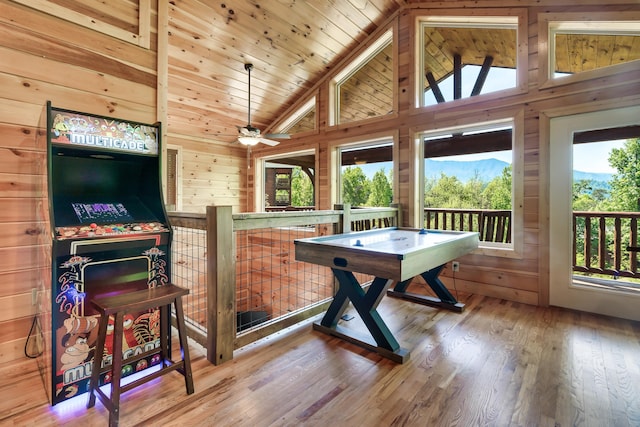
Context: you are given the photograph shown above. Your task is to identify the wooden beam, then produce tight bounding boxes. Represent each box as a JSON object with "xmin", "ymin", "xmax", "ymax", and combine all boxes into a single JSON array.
[
  {"xmin": 573, "ymin": 125, "xmax": 640, "ymax": 144},
  {"xmin": 471, "ymin": 56, "xmax": 494, "ymax": 96},
  {"xmin": 341, "ymin": 144, "xmax": 393, "ymax": 165},
  {"xmin": 425, "ymin": 72, "xmax": 446, "ymax": 104},
  {"xmin": 453, "ymin": 54, "xmax": 462, "ymax": 100},
  {"xmin": 424, "ymin": 129, "xmax": 512, "ymax": 158}
]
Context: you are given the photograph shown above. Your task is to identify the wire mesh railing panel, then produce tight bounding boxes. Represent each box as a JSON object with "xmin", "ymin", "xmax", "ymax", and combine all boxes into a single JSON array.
[
  {"xmin": 235, "ymin": 224, "xmax": 336, "ymax": 333},
  {"xmin": 171, "ymin": 226, "xmax": 207, "ymax": 333}
]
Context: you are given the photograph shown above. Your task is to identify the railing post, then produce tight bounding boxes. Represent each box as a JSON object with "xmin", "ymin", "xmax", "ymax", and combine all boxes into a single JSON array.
[
  {"xmin": 390, "ymin": 203, "xmax": 401, "ymax": 228},
  {"xmin": 206, "ymin": 205, "xmax": 235, "ymax": 365},
  {"xmin": 334, "ymin": 203, "xmax": 351, "ymax": 233}
]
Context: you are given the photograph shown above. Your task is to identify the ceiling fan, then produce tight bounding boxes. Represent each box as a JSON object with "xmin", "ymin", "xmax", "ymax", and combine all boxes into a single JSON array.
[{"xmin": 236, "ymin": 63, "xmax": 290, "ymax": 147}]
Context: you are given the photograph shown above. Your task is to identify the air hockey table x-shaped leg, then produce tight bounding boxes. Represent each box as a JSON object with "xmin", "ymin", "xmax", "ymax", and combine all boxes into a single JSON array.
[
  {"xmin": 313, "ymin": 268, "xmax": 410, "ymax": 363},
  {"xmin": 313, "ymin": 264, "xmax": 464, "ymax": 363}
]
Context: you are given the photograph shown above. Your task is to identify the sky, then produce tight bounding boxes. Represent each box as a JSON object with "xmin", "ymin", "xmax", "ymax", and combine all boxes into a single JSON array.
[
  {"xmin": 436, "ymin": 139, "xmax": 627, "ymax": 174},
  {"xmin": 573, "ymin": 140, "xmax": 626, "ymax": 173}
]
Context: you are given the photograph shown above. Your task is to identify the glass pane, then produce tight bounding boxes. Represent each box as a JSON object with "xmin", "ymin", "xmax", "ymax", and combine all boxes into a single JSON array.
[
  {"xmin": 340, "ymin": 143, "xmax": 393, "ymax": 207},
  {"xmin": 423, "ymin": 126, "xmax": 513, "ymax": 244},
  {"xmin": 554, "ymin": 32, "xmax": 640, "ymax": 77},
  {"xmin": 338, "ymin": 42, "xmax": 393, "ymax": 124},
  {"xmin": 421, "ymin": 24, "xmax": 517, "ymax": 106},
  {"xmin": 572, "ymin": 135, "xmax": 640, "ymax": 294}
]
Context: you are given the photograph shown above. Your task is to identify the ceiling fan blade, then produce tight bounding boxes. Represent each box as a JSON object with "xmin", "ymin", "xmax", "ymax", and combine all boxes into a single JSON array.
[
  {"xmin": 264, "ymin": 133, "xmax": 291, "ymax": 139},
  {"xmin": 258, "ymin": 137, "xmax": 280, "ymax": 146}
]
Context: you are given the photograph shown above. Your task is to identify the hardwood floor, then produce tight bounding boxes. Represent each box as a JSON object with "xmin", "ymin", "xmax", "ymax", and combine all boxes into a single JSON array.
[{"xmin": 2, "ymin": 293, "xmax": 639, "ymax": 426}]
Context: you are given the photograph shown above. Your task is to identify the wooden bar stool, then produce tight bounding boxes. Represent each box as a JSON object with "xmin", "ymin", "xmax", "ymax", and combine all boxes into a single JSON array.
[{"xmin": 87, "ymin": 284, "xmax": 195, "ymax": 426}]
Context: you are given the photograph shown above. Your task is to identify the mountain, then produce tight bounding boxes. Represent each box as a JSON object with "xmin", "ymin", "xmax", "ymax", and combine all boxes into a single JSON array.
[
  {"xmin": 425, "ymin": 158, "xmax": 509, "ymax": 182},
  {"xmin": 354, "ymin": 158, "xmax": 614, "ymax": 185},
  {"xmin": 574, "ymin": 170, "xmax": 613, "ymax": 182}
]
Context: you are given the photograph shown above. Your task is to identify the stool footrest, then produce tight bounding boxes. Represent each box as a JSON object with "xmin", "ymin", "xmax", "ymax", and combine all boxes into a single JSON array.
[{"xmin": 120, "ymin": 360, "xmax": 186, "ymax": 394}]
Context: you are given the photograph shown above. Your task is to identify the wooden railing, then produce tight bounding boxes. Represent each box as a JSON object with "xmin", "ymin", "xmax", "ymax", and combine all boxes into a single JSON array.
[
  {"xmin": 573, "ymin": 211, "xmax": 640, "ymax": 278},
  {"xmin": 423, "ymin": 208, "xmax": 511, "ymax": 243},
  {"xmin": 168, "ymin": 204, "xmax": 399, "ymax": 365}
]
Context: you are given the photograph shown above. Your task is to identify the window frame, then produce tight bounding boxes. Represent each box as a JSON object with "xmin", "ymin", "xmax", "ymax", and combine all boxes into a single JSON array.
[
  {"xmin": 272, "ymin": 96, "xmax": 317, "ymax": 136},
  {"xmin": 255, "ymin": 148, "xmax": 317, "ymax": 212},
  {"xmin": 330, "ymin": 132, "xmax": 399, "ymax": 209},
  {"xmin": 165, "ymin": 144, "xmax": 182, "ymax": 211},
  {"xmin": 417, "ymin": 112, "xmax": 525, "ymax": 259},
  {"xmin": 329, "ymin": 27, "xmax": 396, "ymax": 127},
  {"xmin": 539, "ymin": 12, "xmax": 640, "ymax": 90},
  {"xmin": 414, "ymin": 9, "xmax": 528, "ymax": 110}
]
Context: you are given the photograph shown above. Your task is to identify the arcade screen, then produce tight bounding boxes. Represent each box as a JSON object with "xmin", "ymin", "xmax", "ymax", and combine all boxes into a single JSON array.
[
  {"xmin": 51, "ymin": 148, "xmax": 162, "ymax": 226},
  {"xmin": 72, "ymin": 202, "xmax": 134, "ymax": 224}
]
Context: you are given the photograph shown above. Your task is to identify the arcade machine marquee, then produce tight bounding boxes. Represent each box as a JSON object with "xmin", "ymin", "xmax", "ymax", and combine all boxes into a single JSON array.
[{"xmin": 42, "ymin": 102, "xmax": 172, "ymax": 405}]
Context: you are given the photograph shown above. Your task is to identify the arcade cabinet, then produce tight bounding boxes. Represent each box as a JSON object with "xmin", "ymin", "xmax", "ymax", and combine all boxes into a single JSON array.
[{"xmin": 41, "ymin": 102, "xmax": 172, "ymax": 405}]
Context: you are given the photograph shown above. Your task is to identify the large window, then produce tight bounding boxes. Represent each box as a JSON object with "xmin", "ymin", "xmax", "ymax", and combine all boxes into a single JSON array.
[
  {"xmin": 332, "ymin": 30, "xmax": 394, "ymax": 126},
  {"xmin": 420, "ymin": 118, "xmax": 523, "ymax": 255},
  {"xmin": 418, "ymin": 15, "xmax": 521, "ymax": 107}
]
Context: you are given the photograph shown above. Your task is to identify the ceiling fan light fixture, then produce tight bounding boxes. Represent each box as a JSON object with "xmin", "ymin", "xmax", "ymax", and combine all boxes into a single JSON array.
[{"xmin": 238, "ymin": 136, "xmax": 260, "ymax": 146}]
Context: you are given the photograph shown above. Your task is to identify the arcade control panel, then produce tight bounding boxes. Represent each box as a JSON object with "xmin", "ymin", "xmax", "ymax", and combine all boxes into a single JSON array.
[{"xmin": 55, "ymin": 221, "xmax": 169, "ymax": 240}]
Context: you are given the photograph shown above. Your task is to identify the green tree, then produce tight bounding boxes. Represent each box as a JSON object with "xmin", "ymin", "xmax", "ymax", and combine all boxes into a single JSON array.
[
  {"xmin": 290, "ymin": 167, "xmax": 314, "ymax": 206},
  {"xmin": 608, "ymin": 138, "xmax": 640, "ymax": 211},
  {"xmin": 571, "ymin": 179, "xmax": 611, "ymax": 211},
  {"xmin": 366, "ymin": 168, "xmax": 392, "ymax": 207},
  {"xmin": 425, "ymin": 174, "xmax": 470, "ymax": 208},
  {"xmin": 482, "ymin": 166, "xmax": 512, "ymax": 209},
  {"xmin": 342, "ymin": 166, "xmax": 370, "ymax": 207}
]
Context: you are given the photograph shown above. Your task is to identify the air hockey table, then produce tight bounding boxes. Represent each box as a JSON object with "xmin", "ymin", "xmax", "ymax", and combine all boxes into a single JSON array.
[{"xmin": 294, "ymin": 227, "xmax": 479, "ymax": 363}]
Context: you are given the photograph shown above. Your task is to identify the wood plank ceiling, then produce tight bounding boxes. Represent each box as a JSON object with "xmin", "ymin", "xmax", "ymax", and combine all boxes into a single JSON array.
[{"xmin": 166, "ymin": 0, "xmax": 406, "ymax": 143}]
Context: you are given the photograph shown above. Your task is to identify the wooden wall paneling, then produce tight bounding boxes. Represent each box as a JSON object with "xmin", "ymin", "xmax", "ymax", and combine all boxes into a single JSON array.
[
  {"xmin": 0, "ymin": 173, "xmax": 40, "ymax": 198},
  {"xmin": 10, "ymin": 0, "xmax": 153, "ymax": 49},
  {"xmin": 0, "ymin": 222, "xmax": 44, "ymax": 248},
  {"xmin": 0, "ymin": 4, "xmax": 156, "ymax": 79},
  {"xmin": 0, "ymin": 73, "xmax": 155, "ymax": 124},
  {"xmin": 0, "ymin": 269, "xmax": 47, "ymax": 299},
  {"xmin": 0, "ymin": 317, "xmax": 34, "ymax": 346},
  {"xmin": 0, "ymin": 145, "xmax": 43, "ymax": 173},
  {"xmin": 0, "ymin": 293, "xmax": 35, "ymax": 323},
  {"xmin": 0, "ymin": 198, "xmax": 44, "ymax": 223},
  {"xmin": 450, "ymin": 278, "xmax": 539, "ymax": 306},
  {"xmin": 169, "ymin": 138, "xmax": 245, "ymax": 213},
  {"xmin": 0, "ymin": 123, "xmax": 42, "ymax": 150},
  {"xmin": 0, "ymin": 47, "xmax": 155, "ymax": 106}
]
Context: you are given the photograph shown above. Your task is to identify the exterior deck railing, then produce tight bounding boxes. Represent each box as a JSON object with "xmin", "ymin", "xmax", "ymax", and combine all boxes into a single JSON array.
[
  {"xmin": 423, "ymin": 208, "xmax": 511, "ymax": 243},
  {"xmin": 573, "ymin": 211, "xmax": 640, "ymax": 278}
]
